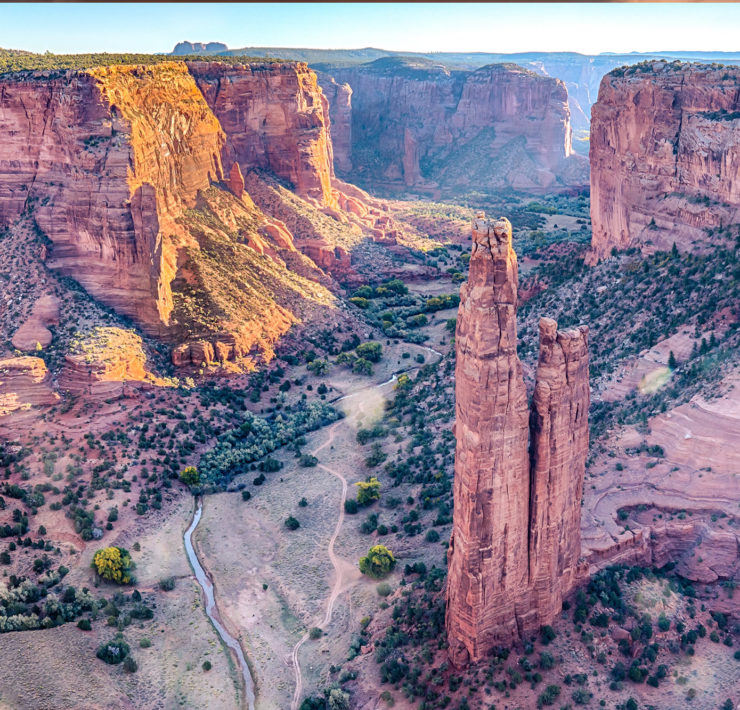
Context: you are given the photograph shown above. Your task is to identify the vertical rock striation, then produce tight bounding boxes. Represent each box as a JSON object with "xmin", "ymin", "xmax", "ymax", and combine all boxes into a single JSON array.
[
  {"xmin": 446, "ymin": 217, "xmax": 589, "ymax": 666},
  {"xmin": 446, "ymin": 216, "xmax": 531, "ymax": 665},
  {"xmin": 590, "ymin": 62, "xmax": 740, "ymax": 257},
  {"xmin": 528, "ymin": 318, "xmax": 590, "ymax": 626}
]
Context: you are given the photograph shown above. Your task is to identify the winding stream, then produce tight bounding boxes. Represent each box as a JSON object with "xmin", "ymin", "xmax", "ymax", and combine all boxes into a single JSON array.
[{"xmin": 184, "ymin": 500, "xmax": 256, "ymax": 710}]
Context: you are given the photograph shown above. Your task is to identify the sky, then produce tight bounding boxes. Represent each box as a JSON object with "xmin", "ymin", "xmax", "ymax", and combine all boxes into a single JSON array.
[{"xmin": 2, "ymin": 3, "xmax": 740, "ymax": 56}]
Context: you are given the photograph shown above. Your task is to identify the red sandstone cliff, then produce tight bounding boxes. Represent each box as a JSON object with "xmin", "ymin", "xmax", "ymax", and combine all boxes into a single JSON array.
[
  {"xmin": 0, "ymin": 62, "xmax": 225, "ymax": 331},
  {"xmin": 446, "ymin": 217, "xmax": 590, "ymax": 666},
  {"xmin": 187, "ymin": 61, "xmax": 336, "ymax": 207},
  {"xmin": 316, "ymin": 74, "xmax": 353, "ymax": 174},
  {"xmin": 327, "ymin": 59, "xmax": 587, "ymax": 192},
  {"xmin": 590, "ymin": 61, "xmax": 740, "ymax": 257}
]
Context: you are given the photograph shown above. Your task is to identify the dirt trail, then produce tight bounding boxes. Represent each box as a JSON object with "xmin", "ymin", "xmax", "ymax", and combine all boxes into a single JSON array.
[
  {"xmin": 289, "ymin": 418, "xmax": 350, "ymax": 710},
  {"xmin": 289, "ymin": 345, "xmax": 443, "ymax": 710}
]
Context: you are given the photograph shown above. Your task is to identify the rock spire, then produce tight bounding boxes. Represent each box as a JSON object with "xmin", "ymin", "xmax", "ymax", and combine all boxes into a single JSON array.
[{"xmin": 446, "ymin": 216, "xmax": 589, "ymax": 666}]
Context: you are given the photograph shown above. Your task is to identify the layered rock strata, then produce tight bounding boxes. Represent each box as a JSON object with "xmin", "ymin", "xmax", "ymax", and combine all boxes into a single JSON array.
[
  {"xmin": 0, "ymin": 357, "xmax": 59, "ymax": 416},
  {"xmin": 323, "ymin": 59, "xmax": 588, "ymax": 192},
  {"xmin": 446, "ymin": 217, "xmax": 589, "ymax": 666},
  {"xmin": 590, "ymin": 62, "xmax": 740, "ymax": 257},
  {"xmin": 528, "ymin": 318, "xmax": 590, "ymax": 626}
]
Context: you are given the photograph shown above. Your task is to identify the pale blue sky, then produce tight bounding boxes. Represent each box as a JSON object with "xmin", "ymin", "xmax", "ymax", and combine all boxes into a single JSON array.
[{"xmin": 2, "ymin": 3, "xmax": 739, "ymax": 56}]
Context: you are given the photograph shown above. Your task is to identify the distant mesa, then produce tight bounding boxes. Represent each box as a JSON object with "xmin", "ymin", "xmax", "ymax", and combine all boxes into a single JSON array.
[{"xmin": 172, "ymin": 41, "xmax": 229, "ymax": 55}]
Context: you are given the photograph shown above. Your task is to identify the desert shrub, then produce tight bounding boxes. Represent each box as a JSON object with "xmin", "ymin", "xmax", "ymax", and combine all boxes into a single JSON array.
[
  {"xmin": 376, "ymin": 582, "xmax": 392, "ymax": 597},
  {"xmin": 300, "ymin": 454, "xmax": 318, "ymax": 467},
  {"xmin": 352, "ymin": 358, "xmax": 373, "ymax": 376},
  {"xmin": 179, "ymin": 466, "xmax": 200, "ymax": 487},
  {"xmin": 328, "ymin": 689, "xmax": 350, "ymax": 710},
  {"xmin": 537, "ymin": 684, "xmax": 561, "ymax": 707},
  {"xmin": 285, "ymin": 516, "xmax": 300, "ymax": 531},
  {"xmin": 355, "ymin": 477, "xmax": 381, "ymax": 506},
  {"xmin": 309, "ymin": 626, "xmax": 323, "ymax": 639},
  {"xmin": 241, "ymin": 490, "xmax": 251, "ymax": 501},
  {"xmin": 356, "ymin": 342, "xmax": 383, "ymax": 363},
  {"xmin": 359, "ymin": 545, "xmax": 396, "ymax": 579},
  {"xmin": 91, "ymin": 547, "xmax": 133, "ymax": 584},
  {"xmin": 202, "ymin": 660, "xmax": 212, "ymax": 671},
  {"xmin": 123, "ymin": 655, "xmax": 138, "ymax": 673},
  {"xmin": 541, "ymin": 625, "xmax": 557, "ymax": 644},
  {"xmin": 344, "ymin": 499, "xmax": 358, "ymax": 514},
  {"xmin": 77, "ymin": 618, "xmax": 92, "ymax": 631},
  {"xmin": 159, "ymin": 576, "xmax": 175, "ymax": 591},
  {"xmin": 425, "ymin": 529, "xmax": 440, "ymax": 543},
  {"xmin": 140, "ymin": 638, "xmax": 152, "ymax": 648},
  {"xmin": 96, "ymin": 635, "xmax": 130, "ymax": 664}
]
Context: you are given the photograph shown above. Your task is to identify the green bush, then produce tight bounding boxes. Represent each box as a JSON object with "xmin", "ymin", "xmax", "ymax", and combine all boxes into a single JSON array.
[
  {"xmin": 285, "ymin": 516, "xmax": 300, "ymax": 531},
  {"xmin": 356, "ymin": 342, "xmax": 382, "ymax": 363},
  {"xmin": 376, "ymin": 582, "xmax": 392, "ymax": 597},
  {"xmin": 179, "ymin": 466, "xmax": 200, "ymax": 487},
  {"xmin": 202, "ymin": 660, "xmax": 212, "ymax": 671},
  {"xmin": 355, "ymin": 477, "xmax": 381, "ymax": 506},
  {"xmin": 309, "ymin": 626, "xmax": 323, "ymax": 640},
  {"xmin": 96, "ymin": 636, "xmax": 130, "ymax": 665},
  {"xmin": 344, "ymin": 499, "xmax": 358, "ymax": 514},
  {"xmin": 359, "ymin": 545, "xmax": 396, "ymax": 579},
  {"xmin": 77, "ymin": 618, "xmax": 92, "ymax": 631},
  {"xmin": 159, "ymin": 576, "xmax": 175, "ymax": 591}
]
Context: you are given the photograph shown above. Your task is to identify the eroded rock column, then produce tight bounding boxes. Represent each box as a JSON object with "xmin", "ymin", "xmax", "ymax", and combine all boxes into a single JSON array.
[
  {"xmin": 446, "ymin": 218, "xmax": 590, "ymax": 666},
  {"xmin": 528, "ymin": 318, "xmax": 590, "ymax": 628},
  {"xmin": 445, "ymin": 216, "xmax": 531, "ymax": 666}
]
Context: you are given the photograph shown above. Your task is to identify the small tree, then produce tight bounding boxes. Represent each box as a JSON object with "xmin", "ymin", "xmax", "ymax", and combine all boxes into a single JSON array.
[
  {"xmin": 356, "ymin": 341, "xmax": 382, "ymax": 363},
  {"xmin": 359, "ymin": 544, "xmax": 396, "ymax": 579},
  {"xmin": 92, "ymin": 546, "xmax": 133, "ymax": 584},
  {"xmin": 285, "ymin": 516, "xmax": 300, "ymax": 531},
  {"xmin": 668, "ymin": 350, "xmax": 677, "ymax": 369},
  {"xmin": 179, "ymin": 466, "xmax": 200, "ymax": 487},
  {"xmin": 355, "ymin": 477, "xmax": 381, "ymax": 506}
]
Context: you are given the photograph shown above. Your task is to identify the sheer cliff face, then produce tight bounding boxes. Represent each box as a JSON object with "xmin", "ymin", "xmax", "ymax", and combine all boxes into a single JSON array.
[
  {"xmin": 0, "ymin": 61, "xmax": 347, "ymax": 362},
  {"xmin": 590, "ymin": 62, "xmax": 740, "ymax": 257},
  {"xmin": 316, "ymin": 74, "xmax": 353, "ymax": 173},
  {"xmin": 446, "ymin": 217, "xmax": 589, "ymax": 666},
  {"xmin": 187, "ymin": 61, "xmax": 335, "ymax": 206},
  {"xmin": 528, "ymin": 318, "xmax": 590, "ymax": 626},
  {"xmin": 326, "ymin": 60, "xmax": 587, "ymax": 192},
  {"xmin": 0, "ymin": 63, "xmax": 225, "ymax": 332}
]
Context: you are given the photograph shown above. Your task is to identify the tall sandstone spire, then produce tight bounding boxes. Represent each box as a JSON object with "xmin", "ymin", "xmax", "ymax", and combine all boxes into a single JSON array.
[{"xmin": 446, "ymin": 216, "xmax": 589, "ymax": 667}]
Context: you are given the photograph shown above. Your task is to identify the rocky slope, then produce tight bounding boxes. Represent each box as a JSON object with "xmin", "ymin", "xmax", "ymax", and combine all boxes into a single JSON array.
[
  {"xmin": 317, "ymin": 57, "xmax": 588, "ymax": 193},
  {"xmin": 590, "ymin": 61, "xmax": 740, "ymax": 257},
  {"xmin": 446, "ymin": 216, "xmax": 590, "ymax": 666},
  {"xmin": 0, "ymin": 356, "xmax": 59, "ymax": 416},
  {"xmin": 0, "ymin": 59, "xmax": 406, "ymax": 368}
]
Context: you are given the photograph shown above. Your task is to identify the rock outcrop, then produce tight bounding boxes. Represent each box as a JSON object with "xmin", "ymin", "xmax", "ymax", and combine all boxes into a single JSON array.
[
  {"xmin": 323, "ymin": 58, "xmax": 588, "ymax": 192},
  {"xmin": 188, "ymin": 61, "xmax": 336, "ymax": 207},
  {"xmin": 446, "ymin": 216, "xmax": 589, "ymax": 666},
  {"xmin": 0, "ymin": 357, "xmax": 59, "ymax": 416},
  {"xmin": 590, "ymin": 61, "xmax": 740, "ymax": 257},
  {"xmin": 11, "ymin": 295, "xmax": 60, "ymax": 351},
  {"xmin": 57, "ymin": 327, "xmax": 149, "ymax": 398}
]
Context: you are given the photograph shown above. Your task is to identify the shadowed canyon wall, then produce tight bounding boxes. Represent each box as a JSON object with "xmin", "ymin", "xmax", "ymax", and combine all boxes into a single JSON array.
[
  {"xmin": 446, "ymin": 216, "xmax": 589, "ymax": 666},
  {"xmin": 319, "ymin": 58, "xmax": 588, "ymax": 193},
  {"xmin": 590, "ymin": 62, "xmax": 740, "ymax": 257}
]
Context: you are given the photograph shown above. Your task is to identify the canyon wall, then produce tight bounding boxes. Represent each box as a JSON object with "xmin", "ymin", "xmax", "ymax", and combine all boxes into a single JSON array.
[
  {"xmin": 188, "ymin": 60, "xmax": 336, "ymax": 206},
  {"xmin": 446, "ymin": 216, "xmax": 589, "ymax": 666},
  {"xmin": 0, "ymin": 62, "xmax": 225, "ymax": 332},
  {"xmin": 322, "ymin": 58, "xmax": 588, "ymax": 193},
  {"xmin": 0, "ymin": 59, "xmax": 369, "ymax": 364},
  {"xmin": 590, "ymin": 61, "xmax": 740, "ymax": 257}
]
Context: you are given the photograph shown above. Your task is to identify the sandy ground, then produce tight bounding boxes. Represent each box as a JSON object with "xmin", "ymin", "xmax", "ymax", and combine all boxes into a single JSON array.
[{"xmin": 0, "ymin": 495, "xmax": 242, "ymax": 710}]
